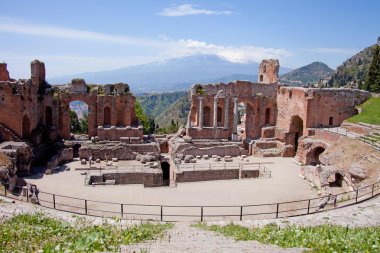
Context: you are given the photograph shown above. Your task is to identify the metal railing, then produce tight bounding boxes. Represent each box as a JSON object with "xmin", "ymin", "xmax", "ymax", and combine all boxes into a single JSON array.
[{"xmin": 1, "ymin": 180, "xmax": 379, "ymax": 222}]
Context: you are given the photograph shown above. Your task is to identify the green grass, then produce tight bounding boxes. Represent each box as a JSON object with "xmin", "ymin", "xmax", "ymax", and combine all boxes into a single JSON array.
[
  {"xmin": 193, "ymin": 222, "xmax": 380, "ymax": 252},
  {"xmin": 0, "ymin": 213, "xmax": 173, "ymax": 253},
  {"xmin": 347, "ymin": 97, "xmax": 380, "ymax": 125}
]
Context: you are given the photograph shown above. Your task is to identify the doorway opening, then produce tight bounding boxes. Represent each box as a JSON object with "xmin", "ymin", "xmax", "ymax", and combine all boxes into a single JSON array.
[
  {"xmin": 329, "ymin": 173, "xmax": 343, "ymax": 187},
  {"xmin": 73, "ymin": 144, "xmax": 81, "ymax": 158},
  {"xmin": 161, "ymin": 161, "xmax": 170, "ymax": 186}
]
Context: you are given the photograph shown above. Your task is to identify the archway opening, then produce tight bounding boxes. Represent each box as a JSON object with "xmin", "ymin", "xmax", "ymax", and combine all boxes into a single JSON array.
[
  {"xmin": 104, "ymin": 106, "xmax": 111, "ymax": 127},
  {"xmin": 259, "ymin": 75, "xmax": 263, "ymax": 82},
  {"xmin": 265, "ymin": 108, "xmax": 271, "ymax": 125},
  {"xmin": 307, "ymin": 146, "xmax": 326, "ymax": 165},
  {"xmin": 161, "ymin": 161, "xmax": 170, "ymax": 186},
  {"xmin": 69, "ymin": 101, "xmax": 89, "ymax": 136},
  {"xmin": 22, "ymin": 115, "xmax": 30, "ymax": 139},
  {"xmin": 217, "ymin": 106, "xmax": 223, "ymax": 126},
  {"xmin": 203, "ymin": 106, "xmax": 211, "ymax": 127},
  {"xmin": 289, "ymin": 115, "xmax": 303, "ymax": 153},
  {"xmin": 73, "ymin": 144, "xmax": 81, "ymax": 158},
  {"xmin": 329, "ymin": 173, "xmax": 343, "ymax": 187},
  {"xmin": 45, "ymin": 106, "xmax": 53, "ymax": 127}
]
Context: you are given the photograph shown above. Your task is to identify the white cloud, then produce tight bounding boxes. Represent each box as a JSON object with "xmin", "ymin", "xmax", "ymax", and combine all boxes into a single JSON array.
[
  {"xmin": 0, "ymin": 16, "xmax": 292, "ymax": 77},
  {"xmin": 158, "ymin": 4, "xmax": 232, "ymax": 17},
  {"xmin": 300, "ymin": 48, "xmax": 358, "ymax": 55}
]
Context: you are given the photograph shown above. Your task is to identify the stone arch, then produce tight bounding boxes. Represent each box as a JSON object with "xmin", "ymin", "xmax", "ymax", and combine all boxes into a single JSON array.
[
  {"xmin": 289, "ymin": 115, "xmax": 303, "ymax": 152},
  {"xmin": 306, "ymin": 146, "xmax": 326, "ymax": 165},
  {"xmin": 329, "ymin": 172, "xmax": 344, "ymax": 187},
  {"xmin": 22, "ymin": 114, "xmax": 30, "ymax": 138},
  {"xmin": 203, "ymin": 106, "xmax": 211, "ymax": 127},
  {"xmin": 259, "ymin": 75, "xmax": 263, "ymax": 82},
  {"xmin": 104, "ymin": 106, "xmax": 111, "ymax": 126},
  {"xmin": 45, "ymin": 106, "xmax": 53, "ymax": 127},
  {"xmin": 265, "ymin": 108, "xmax": 271, "ymax": 125}
]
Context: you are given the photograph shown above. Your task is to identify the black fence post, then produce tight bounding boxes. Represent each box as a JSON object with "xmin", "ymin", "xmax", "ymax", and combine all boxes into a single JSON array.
[
  {"xmin": 372, "ymin": 184, "xmax": 375, "ymax": 197},
  {"xmin": 4, "ymin": 184, "xmax": 7, "ymax": 196},
  {"xmin": 85, "ymin": 200, "xmax": 88, "ymax": 215},
  {"xmin": 276, "ymin": 203, "xmax": 279, "ymax": 218},
  {"xmin": 121, "ymin": 204, "xmax": 124, "ymax": 218},
  {"xmin": 160, "ymin": 206, "xmax": 163, "ymax": 221},
  {"xmin": 307, "ymin": 199, "xmax": 311, "ymax": 214},
  {"xmin": 53, "ymin": 194, "xmax": 56, "ymax": 209},
  {"xmin": 356, "ymin": 190, "xmax": 359, "ymax": 203},
  {"xmin": 26, "ymin": 189, "xmax": 29, "ymax": 202},
  {"xmin": 240, "ymin": 206, "xmax": 243, "ymax": 221},
  {"xmin": 201, "ymin": 207, "xmax": 203, "ymax": 222}
]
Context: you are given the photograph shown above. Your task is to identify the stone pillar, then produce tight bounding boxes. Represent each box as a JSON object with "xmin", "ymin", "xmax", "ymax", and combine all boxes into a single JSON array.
[
  {"xmin": 198, "ymin": 97, "xmax": 204, "ymax": 129},
  {"xmin": 213, "ymin": 97, "xmax": 218, "ymax": 129},
  {"xmin": 232, "ymin": 97, "xmax": 238, "ymax": 141},
  {"xmin": 224, "ymin": 97, "xmax": 229, "ymax": 129},
  {"xmin": 186, "ymin": 111, "xmax": 192, "ymax": 129}
]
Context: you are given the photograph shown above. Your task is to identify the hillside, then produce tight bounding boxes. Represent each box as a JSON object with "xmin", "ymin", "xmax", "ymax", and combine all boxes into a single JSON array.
[
  {"xmin": 280, "ymin": 62, "xmax": 333, "ymax": 86},
  {"xmin": 155, "ymin": 95, "xmax": 191, "ymax": 128},
  {"xmin": 49, "ymin": 55, "xmax": 291, "ymax": 93},
  {"xmin": 137, "ymin": 91, "xmax": 188, "ymax": 118},
  {"xmin": 328, "ymin": 39, "xmax": 379, "ymax": 88},
  {"xmin": 347, "ymin": 97, "xmax": 380, "ymax": 125}
]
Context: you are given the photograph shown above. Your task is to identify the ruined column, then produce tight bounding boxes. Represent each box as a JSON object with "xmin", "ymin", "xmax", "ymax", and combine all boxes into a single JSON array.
[
  {"xmin": 232, "ymin": 97, "xmax": 238, "ymax": 141},
  {"xmin": 186, "ymin": 111, "xmax": 192, "ymax": 129},
  {"xmin": 213, "ymin": 97, "xmax": 218, "ymax": 129},
  {"xmin": 198, "ymin": 97, "xmax": 204, "ymax": 129},
  {"xmin": 224, "ymin": 97, "xmax": 229, "ymax": 129}
]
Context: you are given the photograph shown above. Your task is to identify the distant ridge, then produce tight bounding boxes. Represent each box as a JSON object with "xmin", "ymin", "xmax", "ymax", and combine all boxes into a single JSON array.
[
  {"xmin": 328, "ymin": 40, "xmax": 379, "ymax": 88},
  {"xmin": 48, "ymin": 54, "xmax": 291, "ymax": 93},
  {"xmin": 280, "ymin": 61, "xmax": 333, "ymax": 86}
]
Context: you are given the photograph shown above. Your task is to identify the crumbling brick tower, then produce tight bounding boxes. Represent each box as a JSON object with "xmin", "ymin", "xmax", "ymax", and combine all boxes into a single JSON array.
[
  {"xmin": 258, "ymin": 59, "xmax": 280, "ymax": 84},
  {"xmin": 0, "ymin": 63, "xmax": 10, "ymax": 81}
]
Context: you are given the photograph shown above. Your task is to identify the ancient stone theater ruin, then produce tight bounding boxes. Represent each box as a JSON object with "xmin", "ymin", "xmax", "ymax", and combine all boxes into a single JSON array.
[{"xmin": 0, "ymin": 59, "xmax": 377, "ymax": 200}]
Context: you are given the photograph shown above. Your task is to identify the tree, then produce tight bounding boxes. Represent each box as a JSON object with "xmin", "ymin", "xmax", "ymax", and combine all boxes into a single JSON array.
[
  {"xmin": 70, "ymin": 110, "xmax": 81, "ymax": 133},
  {"xmin": 364, "ymin": 45, "xmax": 380, "ymax": 92},
  {"xmin": 135, "ymin": 100, "xmax": 150, "ymax": 134},
  {"xmin": 80, "ymin": 112, "xmax": 88, "ymax": 134}
]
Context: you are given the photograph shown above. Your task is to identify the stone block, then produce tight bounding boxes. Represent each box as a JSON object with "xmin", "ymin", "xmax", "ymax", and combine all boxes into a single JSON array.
[
  {"xmin": 81, "ymin": 159, "xmax": 87, "ymax": 165},
  {"xmin": 112, "ymin": 158, "xmax": 118, "ymax": 162}
]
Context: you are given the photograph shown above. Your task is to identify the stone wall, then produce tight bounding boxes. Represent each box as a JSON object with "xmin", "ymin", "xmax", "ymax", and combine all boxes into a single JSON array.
[
  {"xmin": 176, "ymin": 169, "xmax": 239, "ymax": 183},
  {"xmin": 0, "ymin": 142, "xmax": 33, "ymax": 175},
  {"xmin": 91, "ymin": 171, "xmax": 163, "ymax": 187},
  {"xmin": 97, "ymin": 126, "xmax": 143, "ymax": 141},
  {"xmin": 258, "ymin": 59, "xmax": 280, "ymax": 84},
  {"xmin": 46, "ymin": 148, "xmax": 73, "ymax": 173},
  {"xmin": 0, "ymin": 60, "xmax": 141, "ymax": 144}
]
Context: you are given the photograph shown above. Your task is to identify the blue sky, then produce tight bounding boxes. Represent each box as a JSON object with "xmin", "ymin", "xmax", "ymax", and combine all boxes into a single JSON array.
[{"xmin": 1, "ymin": 0, "xmax": 379, "ymax": 78}]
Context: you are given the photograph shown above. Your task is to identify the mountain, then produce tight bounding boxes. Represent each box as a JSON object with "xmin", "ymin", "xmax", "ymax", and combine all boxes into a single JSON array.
[
  {"xmin": 155, "ymin": 95, "xmax": 191, "ymax": 128},
  {"xmin": 48, "ymin": 55, "xmax": 291, "ymax": 93},
  {"xmin": 280, "ymin": 62, "xmax": 333, "ymax": 86},
  {"xmin": 328, "ymin": 39, "xmax": 379, "ymax": 88},
  {"xmin": 137, "ymin": 91, "xmax": 188, "ymax": 118}
]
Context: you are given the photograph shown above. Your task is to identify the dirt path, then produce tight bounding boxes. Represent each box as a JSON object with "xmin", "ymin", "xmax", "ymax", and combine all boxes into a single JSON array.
[{"xmin": 120, "ymin": 222, "xmax": 304, "ymax": 253}]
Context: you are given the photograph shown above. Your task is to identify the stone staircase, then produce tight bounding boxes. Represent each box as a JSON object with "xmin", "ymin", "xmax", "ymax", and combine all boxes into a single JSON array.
[
  {"xmin": 358, "ymin": 132, "xmax": 380, "ymax": 151},
  {"xmin": 0, "ymin": 124, "xmax": 22, "ymax": 142}
]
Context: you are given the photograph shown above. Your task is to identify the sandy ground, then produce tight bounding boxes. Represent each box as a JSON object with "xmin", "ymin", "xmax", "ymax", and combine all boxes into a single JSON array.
[{"xmin": 22, "ymin": 157, "xmax": 322, "ymax": 221}]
